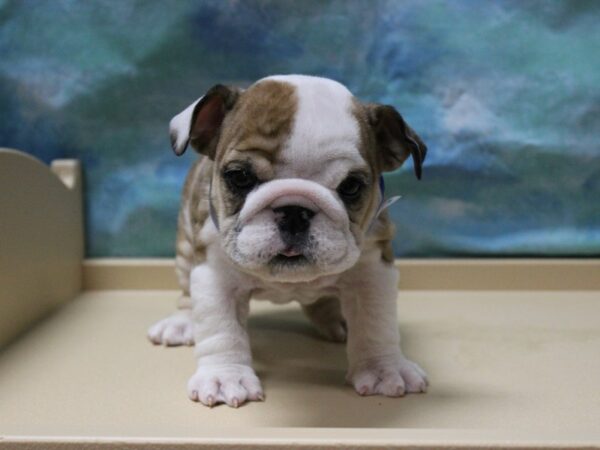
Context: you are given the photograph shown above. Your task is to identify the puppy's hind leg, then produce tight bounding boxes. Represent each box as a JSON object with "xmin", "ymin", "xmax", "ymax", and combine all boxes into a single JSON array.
[
  {"xmin": 148, "ymin": 157, "xmax": 206, "ymax": 347},
  {"xmin": 302, "ymin": 296, "xmax": 347, "ymax": 343},
  {"xmin": 147, "ymin": 295, "xmax": 194, "ymax": 346},
  {"xmin": 147, "ymin": 238, "xmax": 196, "ymax": 346},
  {"xmin": 147, "ymin": 230, "xmax": 196, "ymax": 347}
]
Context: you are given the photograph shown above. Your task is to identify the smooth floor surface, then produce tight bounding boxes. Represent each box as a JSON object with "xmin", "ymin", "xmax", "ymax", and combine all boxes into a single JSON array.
[{"xmin": 1, "ymin": 290, "xmax": 599, "ymax": 446}]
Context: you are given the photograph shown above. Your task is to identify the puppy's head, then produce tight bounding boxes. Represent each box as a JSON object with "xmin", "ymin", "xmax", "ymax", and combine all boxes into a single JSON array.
[{"xmin": 170, "ymin": 75, "xmax": 426, "ymax": 282}]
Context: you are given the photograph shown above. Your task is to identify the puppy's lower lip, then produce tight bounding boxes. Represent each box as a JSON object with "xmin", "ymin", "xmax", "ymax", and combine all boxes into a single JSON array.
[
  {"xmin": 280, "ymin": 247, "xmax": 302, "ymax": 257},
  {"xmin": 270, "ymin": 253, "xmax": 308, "ymax": 266}
]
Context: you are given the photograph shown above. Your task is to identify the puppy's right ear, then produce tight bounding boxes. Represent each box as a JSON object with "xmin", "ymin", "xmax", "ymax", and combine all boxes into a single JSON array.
[
  {"xmin": 366, "ymin": 104, "xmax": 427, "ymax": 179},
  {"xmin": 169, "ymin": 85, "xmax": 241, "ymax": 158}
]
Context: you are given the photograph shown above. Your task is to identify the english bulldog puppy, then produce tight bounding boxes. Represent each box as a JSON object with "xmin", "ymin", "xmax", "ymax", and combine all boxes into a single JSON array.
[{"xmin": 148, "ymin": 75, "xmax": 428, "ymax": 407}]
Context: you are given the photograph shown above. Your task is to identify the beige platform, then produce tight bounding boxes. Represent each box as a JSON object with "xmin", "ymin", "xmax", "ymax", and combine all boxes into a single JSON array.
[{"xmin": 1, "ymin": 149, "xmax": 599, "ymax": 449}]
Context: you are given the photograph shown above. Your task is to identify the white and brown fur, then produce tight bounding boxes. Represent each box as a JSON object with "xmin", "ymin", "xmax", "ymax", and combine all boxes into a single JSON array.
[{"xmin": 148, "ymin": 75, "xmax": 428, "ymax": 407}]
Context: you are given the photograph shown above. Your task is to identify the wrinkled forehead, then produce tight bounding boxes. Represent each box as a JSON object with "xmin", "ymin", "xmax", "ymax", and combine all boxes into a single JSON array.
[
  {"xmin": 220, "ymin": 75, "xmax": 369, "ymax": 184},
  {"xmin": 268, "ymin": 75, "xmax": 365, "ymax": 175}
]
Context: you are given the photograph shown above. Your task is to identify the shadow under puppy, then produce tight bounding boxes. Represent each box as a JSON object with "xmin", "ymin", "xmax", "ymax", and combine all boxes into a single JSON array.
[{"xmin": 148, "ymin": 75, "xmax": 428, "ymax": 407}]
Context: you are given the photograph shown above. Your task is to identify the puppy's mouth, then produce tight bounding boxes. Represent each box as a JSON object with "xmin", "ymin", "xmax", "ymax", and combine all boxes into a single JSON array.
[{"xmin": 270, "ymin": 246, "xmax": 310, "ymax": 267}]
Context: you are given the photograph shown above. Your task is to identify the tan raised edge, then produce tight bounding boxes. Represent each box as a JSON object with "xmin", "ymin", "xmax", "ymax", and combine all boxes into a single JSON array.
[
  {"xmin": 0, "ymin": 149, "xmax": 83, "ymax": 348},
  {"xmin": 397, "ymin": 258, "xmax": 600, "ymax": 290},
  {"xmin": 82, "ymin": 258, "xmax": 600, "ymax": 291},
  {"xmin": 83, "ymin": 258, "xmax": 180, "ymax": 290}
]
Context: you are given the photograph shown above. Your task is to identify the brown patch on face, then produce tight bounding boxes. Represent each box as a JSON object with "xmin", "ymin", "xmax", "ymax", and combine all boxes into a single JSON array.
[
  {"xmin": 351, "ymin": 100, "xmax": 396, "ymax": 263},
  {"xmin": 213, "ymin": 80, "xmax": 298, "ymax": 217},
  {"xmin": 348, "ymin": 100, "xmax": 384, "ymax": 230},
  {"xmin": 216, "ymin": 80, "xmax": 298, "ymax": 163},
  {"xmin": 352, "ymin": 100, "xmax": 383, "ymax": 172}
]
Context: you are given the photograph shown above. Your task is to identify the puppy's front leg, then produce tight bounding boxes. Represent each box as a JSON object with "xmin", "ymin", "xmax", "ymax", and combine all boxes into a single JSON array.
[
  {"xmin": 341, "ymin": 261, "xmax": 428, "ymax": 397},
  {"xmin": 187, "ymin": 264, "xmax": 262, "ymax": 407}
]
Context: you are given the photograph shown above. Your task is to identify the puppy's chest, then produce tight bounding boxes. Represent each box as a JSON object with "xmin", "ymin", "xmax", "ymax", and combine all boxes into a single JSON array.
[{"xmin": 251, "ymin": 278, "xmax": 340, "ymax": 305}]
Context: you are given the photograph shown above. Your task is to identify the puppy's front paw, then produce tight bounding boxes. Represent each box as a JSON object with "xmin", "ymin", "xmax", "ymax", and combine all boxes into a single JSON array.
[
  {"xmin": 349, "ymin": 356, "xmax": 428, "ymax": 397},
  {"xmin": 187, "ymin": 364, "xmax": 264, "ymax": 407},
  {"xmin": 147, "ymin": 310, "xmax": 194, "ymax": 346}
]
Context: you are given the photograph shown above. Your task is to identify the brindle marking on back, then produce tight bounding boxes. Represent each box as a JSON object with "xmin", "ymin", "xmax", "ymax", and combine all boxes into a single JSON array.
[{"xmin": 175, "ymin": 157, "xmax": 212, "ymax": 294}]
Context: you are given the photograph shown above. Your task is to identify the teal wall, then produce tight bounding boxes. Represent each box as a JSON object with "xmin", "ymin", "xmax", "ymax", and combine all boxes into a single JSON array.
[{"xmin": 1, "ymin": 0, "xmax": 599, "ymax": 256}]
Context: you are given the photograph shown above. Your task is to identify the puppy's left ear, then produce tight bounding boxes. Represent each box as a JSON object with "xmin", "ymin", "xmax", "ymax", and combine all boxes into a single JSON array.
[
  {"xmin": 367, "ymin": 104, "xmax": 427, "ymax": 179},
  {"xmin": 169, "ymin": 84, "xmax": 241, "ymax": 158}
]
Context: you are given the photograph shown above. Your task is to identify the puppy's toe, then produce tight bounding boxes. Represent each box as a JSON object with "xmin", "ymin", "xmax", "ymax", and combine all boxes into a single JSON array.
[
  {"xmin": 241, "ymin": 374, "xmax": 265, "ymax": 401},
  {"xmin": 349, "ymin": 356, "xmax": 428, "ymax": 397},
  {"xmin": 399, "ymin": 359, "xmax": 429, "ymax": 393},
  {"xmin": 187, "ymin": 364, "xmax": 264, "ymax": 408},
  {"xmin": 188, "ymin": 377, "xmax": 220, "ymax": 406},
  {"xmin": 352, "ymin": 369, "xmax": 381, "ymax": 396},
  {"xmin": 147, "ymin": 310, "xmax": 194, "ymax": 346},
  {"xmin": 377, "ymin": 370, "xmax": 407, "ymax": 397}
]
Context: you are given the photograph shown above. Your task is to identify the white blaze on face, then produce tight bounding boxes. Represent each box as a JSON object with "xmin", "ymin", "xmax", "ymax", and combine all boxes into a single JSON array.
[{"xmin": 265, "ymin": 75, "xmax": 364, "ymax": 184}]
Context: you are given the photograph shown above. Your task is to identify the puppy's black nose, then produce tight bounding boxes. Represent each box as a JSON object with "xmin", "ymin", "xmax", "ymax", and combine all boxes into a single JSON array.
[{"xmin": 273, "ymin": 205, "xmax": 315, "ymax": 237}]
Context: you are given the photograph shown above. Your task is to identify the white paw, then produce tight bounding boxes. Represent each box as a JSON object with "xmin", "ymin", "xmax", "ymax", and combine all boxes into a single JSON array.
[
  {"xmin": 187, "ymin": 364, "xmax": 264, "ymax": 407},
  {"xmin": 349, "ymin": 356, "xmax": 428, "ymax": 397},
  {"xmin": 147, "ymin": 310, "xmax": 194, "ymax": 346}
]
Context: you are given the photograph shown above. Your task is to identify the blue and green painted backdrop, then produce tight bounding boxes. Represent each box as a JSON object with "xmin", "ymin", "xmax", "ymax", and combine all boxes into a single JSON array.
[{"xmin": 2, "ymin": 0, "xmax": 599, "ymax": 257}]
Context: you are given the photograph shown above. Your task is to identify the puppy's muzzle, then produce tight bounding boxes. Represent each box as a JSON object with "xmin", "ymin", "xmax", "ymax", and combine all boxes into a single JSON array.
[{"xmin": 238, "ymin": 179, "xmax": 348, "ymax": 232}]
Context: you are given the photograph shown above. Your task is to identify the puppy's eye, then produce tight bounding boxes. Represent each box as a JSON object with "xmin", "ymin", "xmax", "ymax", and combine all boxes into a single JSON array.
[
  {"xmin": 337, "ymin": 176, "xmax": 364, "ymax": 201},
  {"xmin": 223, "ymin": 168, "xmax": 257, "ymax": 191}
]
